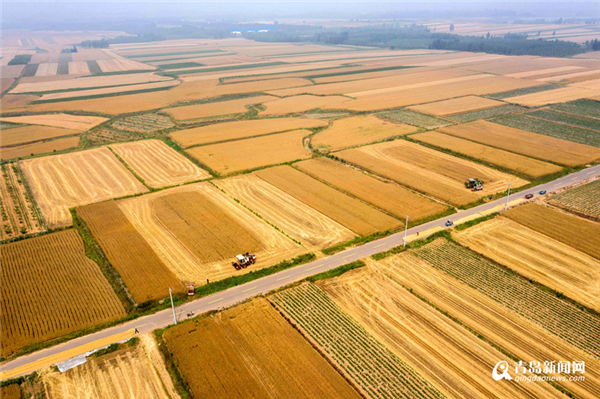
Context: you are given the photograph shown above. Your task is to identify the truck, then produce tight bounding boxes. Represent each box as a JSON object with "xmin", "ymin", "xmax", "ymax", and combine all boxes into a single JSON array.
[
  {"xmin": 465, "ymin": 178, "xmax": 484, "ymax": 191},
  {"xmin": 232, "ymin": 252, "xmax": 257, "ymax": 270}
]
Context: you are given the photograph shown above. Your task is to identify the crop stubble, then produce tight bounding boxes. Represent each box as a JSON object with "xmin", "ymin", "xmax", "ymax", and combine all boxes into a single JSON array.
[
  {"xmin": 1, "ymin": 125, "xmax": 81, "ymax": 147},
  {"xmin": 407, "ymin": 95, "xmax": 505, "ymax": 116},
  {"xmin": 165, "ymin": 95, "xmax": 277, "ymax": 120},
  {"xmin": 0, "ymin": 114, "xmax": 108, "ymax": 131}
]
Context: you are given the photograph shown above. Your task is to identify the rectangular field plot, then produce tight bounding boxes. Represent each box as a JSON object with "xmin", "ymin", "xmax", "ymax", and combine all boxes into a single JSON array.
[
  {"xmin": 20, "ymin": 147, "xmax": 148, "ymax": 228},
  {"xmin": 187, "ymin": 129, "xmax": 312, "ymax": 174},
  {"xmin": 335, "ymin": 140, "xmax": 527, "ymax": 206},
  {"xmin": 378, "ymin": 109, "xmax": 453, "ymax": 129},
  {"xmin": 111, "ymin": 114, "xmax": 174, "ymax": 133},
  {"xmin": 295, "ymin": 157, "xmax": 447, "ymax": 221},
  {"xmin": 164, "ymin": 95, "xmax": 276, "ymax": 120},
  {"xmin": 0, "ymin": 114, "xmax": 107, "ymax": 131},
  {"xmin": 0, "ymin": 230, "xmax": 126, "ymax": 358},
  {"xmin": 504, "ymin": 203, "xmax": 600, "ymax": 260},
  {"xmin": 270, "ymin": 283, "xmax": 445, "ymax": 399},
  {"xmin": 454, "ymin": 217, "xmax": 600, "ymax": 313},
  {"xmin": 548, "ymin": 179, "xmax": 600, "ymax": 219},
  {"xmin": 439, "ymin": 120, "xmax": 600, "ymax": 167},
  {"xmin": 78, "ymin": 201, "xmax": 185, "ymax": 303},
  {"xmin": 43, "ymin": 335, "xmax": 179, "ymax": 399},
  {"xmin": 0, "ymin": 125, "xmax": 80, "ymax": 147},
  {"xmin": 319, "ymin": 263, "xmax": 568, "ymax": 399},
  {"xmin": 215, "ymin": 174, "xmax": 355, "ymax": 249},
  {"xmin": 312, "ymin": 115, "xmax": 417, "ymax": 151},
  {"xmin": 373, "ymin": 252, "xmax": 600, "ymax": 399},
  {"xmin": 411, "ymin": 131, "xmax": 562, "ymax": 178},
  {"xmin": 260, "ymin": 94, "xmax": 350, "ymax": 116},
  {"xmin": 164, "ymin": 299, "xmax": 361, "ymax": 399},
  {"xmin": 413, "ymin": 238, "xmax": 600, "ymax": 359},
  {"xmin": 1, "ymin": 137, "xmax": 81, "ymax": 161},
  {"xmin": 505, "ymin": 86, "xmax": 595, "ymax": 106},
  {"xmin": 550, "ymin": 99, "xmax": 600, "ymax": 119},
  {"xmin": 446, "ymin": 104, "xmax": 525, "ymax": 123},
  {"xmin": 169, "ymin": 117, "xmax": 327, "ymax": 147},
  {"xmin": 407, "ymin": 95, "xmax": 505, "ymax": 116},
  {"xmin": 110, "ymin": 140, "xmax": 209, "ymax": 188},
  {"xmin": 255, "ymin": 166, "xmax": 402, "ymax": 236},
  {"xmin": 117, "ymin": 183, "xmax": 304, "ymax": 285}
]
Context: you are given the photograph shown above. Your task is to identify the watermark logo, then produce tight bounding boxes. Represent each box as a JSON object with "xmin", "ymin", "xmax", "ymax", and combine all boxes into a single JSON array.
[{"xmin": 492, "ymin": 361, "xmax": 513, "ymax": 381}]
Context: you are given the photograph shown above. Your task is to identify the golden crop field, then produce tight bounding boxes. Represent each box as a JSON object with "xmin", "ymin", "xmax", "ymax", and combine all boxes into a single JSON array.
[
  {"xmin": 216, "ymin": 174, "xmax": 355, "ymax": 249},
  {"xmin": 1, "ymin": 137, "xmax": 81, "ymax": 161},
  {"xmin": 78, "ymin": 201, "xmax": 185, "ymax": 303},
  {"xmin": 319, "ymin": 262, "xmax": 566, "ymax": 399},
  {"xmin": 295, "ymin": 157, "xmax": 447, "ymax": 221},
  {"xmin": 164, "ymin": 299, "xmax": 361, "ymax": 399},
  {"xmin": 68, "ymin": 61, "xmax": 91, "ymax": 75},
  {"xmin": 42, "ymin": 335, "xmax": 179, "ymax": 399},
  {"xmin": 439, "ymin": 120, "xmax": 600, "ymax": 167},
  {"xmin": 335, "ymin": 140, "xmax": 527, "ymax": 206},
  {"xmin": 117, "ymin": 183, "xmax": 304, "ymax": 285},
  {"xmin": 0, "ymin": 125, "xmax": 80, "ymax": 147},
  {"xmin": 256, "ymin": 165, "xmax": 402, "ymax": 236},
  {"xmin": 407, "ymin": 95, "xmax": 505, "ymax": 116},
  {"xmin": 504, "ymin": 203, "xmax": 600, "ymax": 259},
  {"xmin": 169, "ymin": 117, "xmax": 327, "ymax": 147},
  {"xmin": 164, "ymin": 95, "xmax": 276, "ymax": 120},
  {"xmin": 260, "ymin": 94, "xmax": 350, "ymax": 115},
  {"xmin": 186, "ymin": 129, "xmax": 312, "ymax": 174},
  {"xmin": 411, "ymin": 131, "xmax": 563, "ymax": 177},
  {"xmin": 1, "ymin": 113, "xmax": 108, "ymax": 131},
  {"xmin": 312, "ymin": 115, "xmax": 417, "ymax": 151},
  {"xmin": 373, "ymin": 251, "xmax": 600, "ymax": 399},
  {"xmin": 454, "ymin": 217, "xmax": 600, "ymax": 312},
  {"xmin": 110, "ymin": 140, "xmax": 209, "ymax": 188},
  {"xmin": 506, "ymin": 86, "xmax": 595, "ymax": 106},
  {"xmin": 0, "ymin": 230, "xmax": 126, "ymax": 358},
  {"xmin": 20, "ymin": 147, "xmax": 148, "ymax": 227},
  {"xmin": 37, "ymin": 80, "xmax": 178, "ymax": 102},
  {"xmin": 96, "ymin": 57, "xmax": 154, "ymax": 73}
]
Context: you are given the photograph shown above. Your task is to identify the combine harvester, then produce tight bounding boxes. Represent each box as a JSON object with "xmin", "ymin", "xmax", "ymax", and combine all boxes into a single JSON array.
[
  {"xmin": 465, "ymin": 177, "xmax": 484, "ymax": 191},
  {"xmin": 232, "ymin": 252, "xmax": 257, "ymax": 270}
]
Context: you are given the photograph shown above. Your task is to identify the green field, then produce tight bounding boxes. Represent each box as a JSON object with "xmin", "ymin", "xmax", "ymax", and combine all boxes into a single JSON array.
[
  {"xmin": 378, "ymin": 109, "xmax": 453, "ymax": 129},
  {"xmin": 548, "ymin": 179, "xmax": 600, "ymax": 219},
  {"xmin": 447, "ymin": 105, "xmax": 525, "ymax": 123},
  {"xmin": 527, "ymin": 109, "xmax": 600, "ymax": 131},
  {"xmin": 488, "ymin": 84, "xmax": 560, "ymax": 100},
  {"xmin": 549, "ymin": 99, "xmax": 600, "ymax": 120}
]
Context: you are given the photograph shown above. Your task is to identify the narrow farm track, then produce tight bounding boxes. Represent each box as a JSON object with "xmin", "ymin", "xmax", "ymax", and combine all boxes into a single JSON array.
[{"xmin": 1, "ymin": 164, "xmax": 599, "ymax": 380}]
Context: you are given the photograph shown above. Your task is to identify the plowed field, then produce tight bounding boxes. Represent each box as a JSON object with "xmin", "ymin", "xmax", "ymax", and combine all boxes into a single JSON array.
[
  {"xmin": 110, "ymin": 140, "xmax": 209, "ymax": 188},
  {"xmin": 407, "ymin": 95, "xmax": 504, "ymax": 116},
  {"xmin": 1, "ymin": 230, "xmax": 126, "ymax": 358},
  {"xmin": 20, "ymin": 147, "xmax": 148, "ymax": 227},
  {"xmin": 117, "ymin": 183, "xmax": 304, "ymax": 285},
  {"xmin": 163, "ymin": 299, "xmax": 361, "ymax": 399},
  {"xmin": 312, "ymin": 115, "xmax": 417, "ymax": 151}
]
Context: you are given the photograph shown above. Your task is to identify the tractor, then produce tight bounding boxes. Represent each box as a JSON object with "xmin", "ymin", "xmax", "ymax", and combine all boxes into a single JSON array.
[
  {"xmin": 232, "ymin": 252, "xmax": 257, "ymax": 270},
  {"xmin": 465, "ymin": 178, "xmax": 484, "ymax": 191}
]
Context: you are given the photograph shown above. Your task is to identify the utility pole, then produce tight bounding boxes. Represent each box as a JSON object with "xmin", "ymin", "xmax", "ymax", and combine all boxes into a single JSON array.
[
  {"xmin": 505, "ymin": 183, "xmax": 511, "ymax": 211},
  {"xmin": 403, "ymin": 215, "xmax": 410, "ymax": 247},
  {"xmin": 169, "ymin": 287, "xmax": 177, "ymax": 325}
]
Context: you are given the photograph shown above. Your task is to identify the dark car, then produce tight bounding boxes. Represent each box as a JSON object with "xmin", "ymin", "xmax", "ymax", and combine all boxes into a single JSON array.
[{"xmin": 525, "ymin": 194, "xmax": 534, "ymax": 199}]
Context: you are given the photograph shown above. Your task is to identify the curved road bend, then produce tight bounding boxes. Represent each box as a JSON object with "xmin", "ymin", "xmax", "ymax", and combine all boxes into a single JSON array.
[{"xmin": 2, "ymin": 164, "xmax": 599, "ymax": 379}]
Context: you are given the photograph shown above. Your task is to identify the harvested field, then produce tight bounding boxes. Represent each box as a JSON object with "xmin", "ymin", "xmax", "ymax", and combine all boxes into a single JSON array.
[
  {"xmin": 320, "ymin": 264, "xmax": 566, "ymax": 399},
  {"xmin": 504, "ymin": 203, "xmax": 600, "ymax": 259},
  {"xmin": 78, "ymin": 201, "xmax": 185, "ymax": 303},
  {"xmin": 1, "ymin": 114, "xmax": 107, "ymax": 131},
  {"xmin": 0, "ymin": 94, "xmax": 38, "ymax": 110},
  {"xmin": 2, "ymin": 65, "xmax": 25, "ymax": 78},
  {"xmin": 372, "ymin": 252, "xmax": 600, "ymax": 399},
  {"xmin": 256, "ymin": 166, "xmax": 402, "ymax": 236},
  {"xmin": 20, "ymin": 147, "xmax": 148, "ymax": 228},
  {"xmin": 36, "ymin": 80, "xmax": 178, "ymax": 102},
  {"xmin": 186, "ymin": 129, "xmax": 312, "ymax": 174},
  {"xmin": 407, "ymin": 95, "xmax": 505, "ymax": 116},
  {"xmin": 0, "ymin": 162, "xmax": 46, "ymax": 240},
  {"xmin": 295, "ymin": 158, "xmax": 447, "ymax": 220},
  {"xmin": 550, "ymin": 99, "xmax": 600, "ymax": 119},
  {"xmin": 411, "ymin": 131, "xmax": 562, "ymax": 177},
  {"xmin": 111, "ymin": 140, "xmax": 209, "ymax": 187},
  {"xmin": 505, "ymin": 86, "xmax": 595, "ymax": 106},
  {"xmin": 0, "ymin": 230, "xmax": 126, "ymax": 358},
  {"xmin": 170, "ymin": 117, "xmax": 327, "ymax": 147},
  {"xmin": 35, "ymin": 63, "xmax": 58, "ymax": 77},
  {"xmin": 454, "ymin": 217, "xmax": 600, "ymax": 312},
  {"xmin": 312, "ymin": 115, "xmax": 417, "ymax": 151},
  {"xmin": 335, "ymin": 140, "xmax": 527, "ymax": 206},
  {"xmin": 487, "ymin": 84, "xmax": 560, "ymax": 100},
  {"xmin": 1, "ymin": 78, "xmax": 15, "ymax": 93},
  {"xmin": 439, "ymin": 120, "xmax": 600, "ymax": 167},
  {"xmin": 571, "ymin": 78, "xmax": 600, "ymax": 90},
  {"xmin": 260, "ymin": 95, "xmax": 350, "ymax": 115},
  {"xmin": 117, "ymin": 183, "xmax": 304, "ymax": 285},
  {"xmin": 164, "ymin": 95, "xmax": 276, "ymax": 120},
  {"xmin": 506, "ymin": 66, "xmax": 586, "ymax": 79},
  {"xmin": 96, "ymin": 57, "xmax": 154, "ymax": 73},
  {"xmin": 378, "ymin": 109, "xmax": 453, "ymax": 129},
  {"xmin": 1, "ymin": 137, "xmax": 81, "ymax": 161},
  {"xmin": 216, "ymin": 174, "xmax": 355, "ymax": 249},
  {"xmin": 112, "ymin": 114, "xmax": 174, "ymax": 133},
  {"xmin": 0, "ymin": 385, "xmax": 20, "ymax": 399},
  {"xmin": 270, "ymin": 283, "xmax": 445, "ymax": 399},
  {"xmin": 548, "ymin": 179, "xmax": 600, "ymax": 219},
  {"xmin": 413, "ymin": 238, "xmax": 600, "ymax": 359},
  {"xmin": 0, "ymin": 125, "xmax": 80, "ymax": 147},
  {"xmin": 42, "ymin": 334, "xmax": 179, "ymax": 399},
  {"xmin": 68, "ymin": 61, "xmax": 91, "ymax": 75},
  {"xmin": 447, "ymin": 104, "xmax": 525, "ymax": 123},
  {"xmin": 164, "ymin": 298, "xmax": 361, "ymax": 399}
]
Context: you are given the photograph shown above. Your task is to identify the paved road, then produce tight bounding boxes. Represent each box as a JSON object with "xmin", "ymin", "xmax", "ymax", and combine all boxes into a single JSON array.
[{"xmin": 2, "ymin": 164, "xmax": 599, "ymax": 379}]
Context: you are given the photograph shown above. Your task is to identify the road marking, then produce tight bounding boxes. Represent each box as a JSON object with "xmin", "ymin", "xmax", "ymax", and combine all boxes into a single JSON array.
[
  {"xmin": 374, "ymin": 243, "xmax": 386, "ymax": 248},
  {"xmin": 276, "ymin": 275, "xmax": 292, "ymax": 281},
  {"xmin": 553, "ymin": 183, "xmax": 561, "ymax": 187},
  {"xmin": 308, "ymin": 264, "xmax": 323, "ymax": 270},
  {"xmin": 343, "ymin": 254, "xmax": 354, "ymax": 259},
  {"xmin": 242, "ymin": 287, "xmax": 256, "ymax": 293},
  {"xmin": 572, "ymin": 176, "xmax": 578, "ymax": 180},
  {"xmin": 208, "ymin": 298, "xmax": 222, "ymax": 304},
  {"xmin": 587, "ymin": 171, "xmax": 596, "ymax": 175}
]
